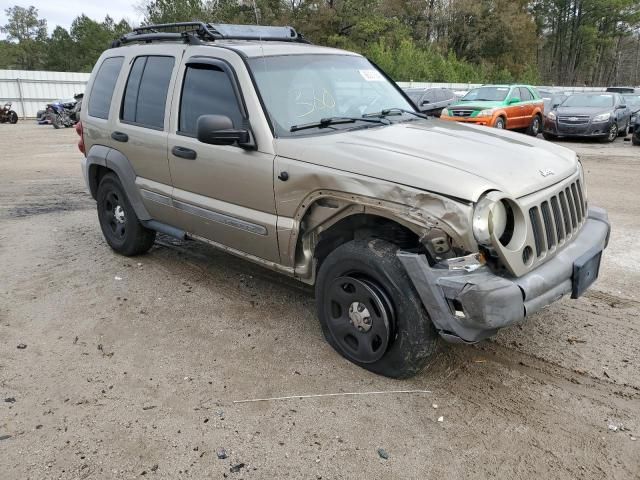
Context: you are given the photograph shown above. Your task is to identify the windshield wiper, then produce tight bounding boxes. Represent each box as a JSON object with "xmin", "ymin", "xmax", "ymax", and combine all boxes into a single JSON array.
[
  {"xmin": 363, "ymin": 108, "xmax": 428, "ymax": 119},
  {"xmin": 290, "ymin": 116, "xmax": 389, "ymax": 133}
]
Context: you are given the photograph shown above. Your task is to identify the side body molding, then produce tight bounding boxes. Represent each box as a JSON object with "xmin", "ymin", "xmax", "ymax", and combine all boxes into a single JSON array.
[{"xmin": 85, "ymin": 144, "xmax": 152, "ymax": 221}]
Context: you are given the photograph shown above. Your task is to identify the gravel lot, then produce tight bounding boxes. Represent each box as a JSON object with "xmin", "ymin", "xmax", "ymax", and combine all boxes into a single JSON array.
[{"xmin": 1, "ymin": 123, "xmax": 638, "ymax": 479}]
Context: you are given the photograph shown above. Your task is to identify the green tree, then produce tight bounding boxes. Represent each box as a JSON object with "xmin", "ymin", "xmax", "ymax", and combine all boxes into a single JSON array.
[{"xmin": 1, "ymin": 5, "xmax": 47, "ymax": 69}]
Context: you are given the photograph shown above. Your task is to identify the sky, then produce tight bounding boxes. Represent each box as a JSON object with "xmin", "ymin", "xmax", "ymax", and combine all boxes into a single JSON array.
[{"xmin": 0, "ymin": 0, "xmax": 144, "ymax": 35}]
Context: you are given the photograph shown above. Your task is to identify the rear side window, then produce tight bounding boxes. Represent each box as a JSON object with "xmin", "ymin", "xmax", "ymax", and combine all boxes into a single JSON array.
[
  {"xmin": 88, "ymin": 57, "xmax": 124, "ymax": 119},
  {"xmin": 179, "ymin": 65, "xmax": 244, "ymax": 136},
  {"xmin": 121, "ymin": 56, "xmax": 175, "ymax": 130},
  {"xmin": 519, "ymin": 87, "xmax": 533, "ymax": 101}
]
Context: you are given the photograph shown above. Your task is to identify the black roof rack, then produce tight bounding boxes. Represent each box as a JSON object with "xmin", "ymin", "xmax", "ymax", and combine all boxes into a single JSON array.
[{"xmin": 111, "ymin": 22, "xmax": 310, "ymax": 47}]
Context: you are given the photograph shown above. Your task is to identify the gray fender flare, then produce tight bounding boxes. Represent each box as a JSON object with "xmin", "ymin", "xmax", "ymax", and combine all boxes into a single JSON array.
[{"xmin": 85, "ymin": 144, "xmax": 151, "ymax": 221}]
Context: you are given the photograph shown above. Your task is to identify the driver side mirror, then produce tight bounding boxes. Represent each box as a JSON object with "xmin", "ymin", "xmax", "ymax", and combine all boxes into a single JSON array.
[
  {"xmin": 197, "ymin": 114, "xmax": 253, "ymax": 148},
  {"xmin": 508, "ymin": 97, "xmax": 521, "ymax": 105},
  {"xmin": 617, "ymin": 104, "xmax": 627, "ymax": 109}
]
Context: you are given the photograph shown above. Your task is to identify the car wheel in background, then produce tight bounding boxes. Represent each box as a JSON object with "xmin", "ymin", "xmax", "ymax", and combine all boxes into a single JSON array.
[
  {"xmin": 603, "ymin": 123, "xmax": 618, "ymax": 143},
  {"xmin": 494, "ymin": 117, "xmax": 506, "ymax": 129},
  {"xmin": 632, "ymin": 134, "xmax": 640, "ymax": 146},
  {"xmin": 527, "ymin": 114, "xmax": 542, "ymax": 136},
  {"xmin": 315, "ymin": 239, "xmax": 439, "ymax": 378},
  {"xmin": 8, "ymin": 111, "xmax": 18, "ymax": 124},
  {"xmin": 96, "ymin": 173, "xmax": 156, "ymax": 256}
]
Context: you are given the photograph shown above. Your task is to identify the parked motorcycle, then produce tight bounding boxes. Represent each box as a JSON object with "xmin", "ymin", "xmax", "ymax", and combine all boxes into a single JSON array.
[
  {"xmin": 45, "ymin": 93, "xmax": 84, "ymax": 129},
  {"xmin": 0, "ymin": 102, "xmax": 19, "ymax": 124},
  {"xmin": 46, "ymin": 99, "xmax": 77, "ymax": 129}
]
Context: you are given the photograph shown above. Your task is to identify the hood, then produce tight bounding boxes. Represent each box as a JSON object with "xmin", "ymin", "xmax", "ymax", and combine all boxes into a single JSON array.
[
  {"xmin": 274, "ymin": 119, "xmax": 578, "ymax": 202},
  {"xmin": 449, "ymin": 100, "xmax": 505, "ymax": 110},
  {"xmin": 555, "ymin": 106, "xmax": 612, "ymax": 116}
]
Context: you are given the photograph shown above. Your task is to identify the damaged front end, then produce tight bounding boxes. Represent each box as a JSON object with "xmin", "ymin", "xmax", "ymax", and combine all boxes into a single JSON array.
[{"xmin": 398, "ymin": 207, "xmax": 610, "ymax": 343}]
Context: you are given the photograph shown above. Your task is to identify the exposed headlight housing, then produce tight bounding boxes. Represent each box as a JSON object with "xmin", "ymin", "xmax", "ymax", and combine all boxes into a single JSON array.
[
  {"xmin": 593, "ymin": 112, "xmax": 611, "ymax": 122},
  {"xmin": 472, "ymin": 193, "xmax": 514, "ymax": 246}
]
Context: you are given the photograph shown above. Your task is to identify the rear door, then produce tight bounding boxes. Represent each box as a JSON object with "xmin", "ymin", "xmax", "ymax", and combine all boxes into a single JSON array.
[
  {"xmin": 166, "ymin": 48, "xmax": 279, "ymax": 263},
  {"xmin": 518, "ymin": 87, "xmax": 536, "ymax": 126},
  {"xmin": 111, "ymin": 45, "xmax": 185, "ymax": 223}
]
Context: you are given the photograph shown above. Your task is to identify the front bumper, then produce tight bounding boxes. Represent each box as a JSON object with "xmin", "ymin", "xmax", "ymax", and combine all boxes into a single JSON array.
[
  {"xmin": 543, "ymin": 118, "xmax": 612, "ymax": 137},
  {"xmin": 398, "ymin": 207, "xmax": 610, "ymax": 343},
  {"xmin": 440, "ymin": 115, "xmax": 493, "ymax": 126}
]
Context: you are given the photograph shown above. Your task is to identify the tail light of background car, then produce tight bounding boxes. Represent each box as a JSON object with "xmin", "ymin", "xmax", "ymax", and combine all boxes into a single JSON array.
[{"xmin": 75, "ymin": 121, "xmax": 85, "ymax": 155}]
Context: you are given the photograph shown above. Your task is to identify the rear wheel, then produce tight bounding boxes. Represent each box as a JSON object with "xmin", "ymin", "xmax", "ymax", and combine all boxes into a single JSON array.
[
  {"xmin": 527, "ymin": 114, "xmax": 542, "ymax": 136},
  {"xmin": 96, "ymin": 173, "xmax": 156, "ymax": 256},
  {"xmin": 494, "ymin": 117, "xmax": 506, "ymax": 129},
  {"xmin": 316, "ymin": 239, "xmax": 439, "ymax": 378}
]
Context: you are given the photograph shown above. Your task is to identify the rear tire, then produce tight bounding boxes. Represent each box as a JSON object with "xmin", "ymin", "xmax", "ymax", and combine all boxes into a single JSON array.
[
  {"xmin": 315, "ymin": 239, "xmax": 439, "ymax": 378},
  {"xmin": 96, "ymin": 173, "xmax": 156, "ymax": 256},
  {"xmin": 527, "ymin": 114, "xmax": 542, "ymax": 136}
]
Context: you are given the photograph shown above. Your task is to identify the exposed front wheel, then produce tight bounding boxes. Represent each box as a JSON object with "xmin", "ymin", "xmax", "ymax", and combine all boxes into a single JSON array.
[
  {"xmin": 603, "ymin": 123, "xmax": 618, "ymax": 143},
  {"xmin": 315, "ymin": 239, "xmax": 439, "ymax": 378},
  {"xmin": 494, "ymin": 117, "xmax": 506, "ymax": 129},
  {"xmin": 96, "ymin": 173, "xmax": 156, "ymax": 256}
]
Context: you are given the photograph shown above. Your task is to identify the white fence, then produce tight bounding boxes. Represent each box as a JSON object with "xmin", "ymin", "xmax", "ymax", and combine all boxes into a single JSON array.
[
  {"xmin": 0, "ymin": 70, "xmax": 90, "ymax": 118},
  {"xmin": 0, "ymin": 69, "xmax": 610, "ymax": 119}
]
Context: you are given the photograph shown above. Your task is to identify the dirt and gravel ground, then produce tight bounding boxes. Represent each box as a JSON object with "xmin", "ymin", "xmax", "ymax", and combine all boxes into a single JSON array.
[{"xmin": 1, "ymin": 123, "xmax": 638, "ymax": 479}]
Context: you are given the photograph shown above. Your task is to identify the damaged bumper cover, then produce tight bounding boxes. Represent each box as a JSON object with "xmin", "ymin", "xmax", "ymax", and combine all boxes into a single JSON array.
[{"xmin": 398, "ymin": 207, "xmax": 611, "ymax": 343}]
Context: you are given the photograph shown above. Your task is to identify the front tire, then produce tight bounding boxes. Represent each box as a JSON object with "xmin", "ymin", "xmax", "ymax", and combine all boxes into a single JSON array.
[
  {"xmin": 315, "ymin": 239, "xmax": 439, "ymax": 378},
  {"xmin": 8, "ymin": 111, "xmax": 18, "ymax": 124},
  {"xmin": 96, "ymin": 173, "xmax": 155, "ymax": 256},
  {"xmin": 603, "ymin": 123, "xmax": 618, "ymax": 143},
  {"xmin": 494, "ymin": 117, "xmax": 506, "ymax": 129}
]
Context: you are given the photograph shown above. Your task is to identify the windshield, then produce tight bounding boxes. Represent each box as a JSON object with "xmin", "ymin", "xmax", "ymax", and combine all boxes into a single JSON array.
[
  {"xmin": 461, "ymin": 86, "xmax": 510, "ymax": 102},
  {"xmin": 623, "ymin": 94, "xmax": 640, "ymax": 108},
  {"xmin": 248, "ymin": 54, "xmax": 414, "ymax": 136},
  {"xmin": 562, "ymin": 94, "xmax": 614, "ymax": 108}
]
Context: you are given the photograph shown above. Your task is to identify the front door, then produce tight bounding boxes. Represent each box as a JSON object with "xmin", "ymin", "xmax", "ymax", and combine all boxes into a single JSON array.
[{"xmin": 166, "ymin": 51, "xmax": 279, "ymax": 263}]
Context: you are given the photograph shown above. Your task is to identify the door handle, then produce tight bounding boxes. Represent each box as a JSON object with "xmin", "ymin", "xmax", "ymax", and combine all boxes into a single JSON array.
[
  {"xmin": 111, "ymin": 131, "xmax": 128, "ymax": 142},
  {"xmin": 171, "ymin": 146, "xmax": 197, "ymax": 160}
]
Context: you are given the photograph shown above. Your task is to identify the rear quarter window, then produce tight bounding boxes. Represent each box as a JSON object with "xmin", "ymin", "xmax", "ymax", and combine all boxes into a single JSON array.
[{"xmin": 88, "ymin": 57, "xmax": 124, "ymax": 119}]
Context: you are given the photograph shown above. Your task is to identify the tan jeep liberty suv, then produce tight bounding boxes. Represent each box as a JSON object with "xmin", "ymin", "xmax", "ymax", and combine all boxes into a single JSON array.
[{"xmin": 79, "ymin": 22, "xmax": 611, "ymax": 378}]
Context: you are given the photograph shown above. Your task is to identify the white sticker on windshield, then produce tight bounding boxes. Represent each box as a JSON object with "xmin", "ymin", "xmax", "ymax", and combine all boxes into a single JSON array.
[{"xmin": 359, "ymin": 69, "xmax": 384, "ymax": 82}]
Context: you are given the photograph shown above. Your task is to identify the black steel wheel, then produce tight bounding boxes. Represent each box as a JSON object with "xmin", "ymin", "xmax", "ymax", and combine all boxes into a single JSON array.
[
  {"xmin": 8, "ymin": 111, "xmax": 18, "ymax": 124},
  {"xmin": 324, "ymin": 276, "xmax": 393, "ymax": 364},
  {"xmin": 96, "ymin": 173, "xmax": 155, "ymax": 256},
  {"xmin": 316, "ymin": 239, "xmax": 439, "ymax": 378}
]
